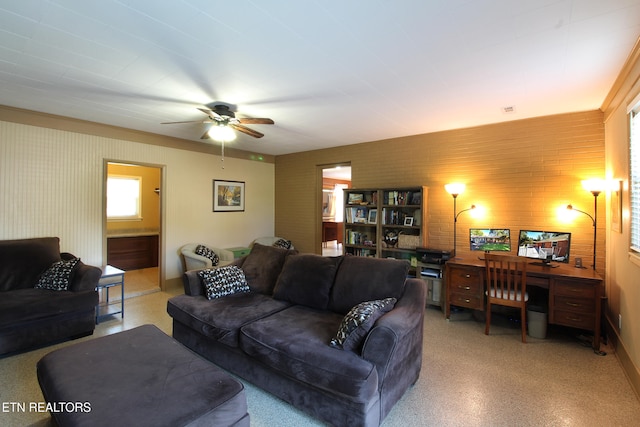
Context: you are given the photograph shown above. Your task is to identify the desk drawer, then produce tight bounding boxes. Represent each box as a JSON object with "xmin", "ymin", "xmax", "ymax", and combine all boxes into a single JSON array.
[
  {"xmin": 448, "ymin": 268, "xmax": 483, "ymax": 291},
  {"xmin": 552, "ymin": 309, "xmax": 595, "ymax": 330},
  {"xmin": 527, "ymin": 276, "xmax": 549, "ymax": 288},
  {"xmin": 553, "ymin": 280, "xmax": 596, "ymax": 298},
  {"xmin": 554, "ymin": 295, "xmax": 595, "ymax": 314},
  {"xmin": 447, "ymin": 265, "xmax": 484, "ymax": 311},
  {"xmin": 449, "ymin": 292, "xmax": 484, "ymax": 310}
]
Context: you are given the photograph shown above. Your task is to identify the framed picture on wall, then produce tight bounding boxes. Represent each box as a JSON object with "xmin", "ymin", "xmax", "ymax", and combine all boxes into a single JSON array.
[{"xmin": 213, "ymin": 180, "xmax": 245, "ymax": 212}]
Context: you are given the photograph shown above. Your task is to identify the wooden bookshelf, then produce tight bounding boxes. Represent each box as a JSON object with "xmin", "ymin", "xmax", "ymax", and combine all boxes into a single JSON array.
[{"xmin": 343, "ymin": 186, "xmax": 428, "ymax": 260}]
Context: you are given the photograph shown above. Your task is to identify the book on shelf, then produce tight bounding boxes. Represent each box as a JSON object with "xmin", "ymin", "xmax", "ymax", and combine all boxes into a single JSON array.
[
  {"xmin": 384, "ymin": 190, "xmax": 420, "ymax": 206},
  {"xmin": 345, "ymin": 230, "xmax": 375, "ymax": 246},
  {"xmin": 347, "ymin": 248, "xmax": 375, "ymax": 257},
  {"xmin": 382, "ymin": 208, "xmax": 408, "ymax": 225}
]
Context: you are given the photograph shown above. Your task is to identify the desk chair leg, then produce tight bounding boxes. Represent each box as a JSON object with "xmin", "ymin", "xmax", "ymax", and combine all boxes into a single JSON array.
[
  {"xmin": 520, "ymin": 307, "xmax": 527, "ymax": 343},
  {"xmin": 485, "ymin": 303, "xmax": 491, "ymax": 335}
]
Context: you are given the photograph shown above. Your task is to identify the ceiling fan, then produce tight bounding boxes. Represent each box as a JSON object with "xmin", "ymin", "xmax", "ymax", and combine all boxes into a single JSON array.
[{"xmin": 162, "ymin": 104, "xmax": 274, "ymax": 140}]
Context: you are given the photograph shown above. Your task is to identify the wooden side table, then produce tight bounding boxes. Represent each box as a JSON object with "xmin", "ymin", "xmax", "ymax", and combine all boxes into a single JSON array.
[{"xmin": 96, "ymin": 265, "xmax": 125, "ymax": 323}]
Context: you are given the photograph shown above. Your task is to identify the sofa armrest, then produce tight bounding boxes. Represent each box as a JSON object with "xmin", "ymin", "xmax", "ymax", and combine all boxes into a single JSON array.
[
  {"xmin": 361, "ymin": 278, "xmax": 426, "ymax": 391},
  {"xmin": 62, "ymin": 254, "xmax": 102, "ymax": 293},
  {"xmin": 182, "ymin": 270, "xmax": 205, "ymax": 296}
]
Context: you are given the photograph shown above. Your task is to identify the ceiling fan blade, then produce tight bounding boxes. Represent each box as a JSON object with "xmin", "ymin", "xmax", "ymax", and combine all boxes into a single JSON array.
[
  {"xmin": 198, "ymin": 107, "xmax": 222, "ymax": 119},
  {"xmin": 231, "ymin": 124, "xmax": 264, "ymax": 138},
  {"xmin": 238, "ymin": 117, "xmax": 274, "ymax": 125},
  {"xmin": 161, "ymin": 120, "xmax": 212, "ymax": 124}
]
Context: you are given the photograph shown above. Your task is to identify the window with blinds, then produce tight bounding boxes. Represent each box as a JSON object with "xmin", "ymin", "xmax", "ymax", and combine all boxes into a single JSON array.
[{"xmin": 631, "ymin": 107, "xmax": 640, "ymax": 252}]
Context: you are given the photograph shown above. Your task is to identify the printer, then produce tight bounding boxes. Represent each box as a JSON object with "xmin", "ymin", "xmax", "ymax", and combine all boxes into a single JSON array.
[{"xmin": 415, "ymin": 247, "xmax": 453, "ymax": 265}]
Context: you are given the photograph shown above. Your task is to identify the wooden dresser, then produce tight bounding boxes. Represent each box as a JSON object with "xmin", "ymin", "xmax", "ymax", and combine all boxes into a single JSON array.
[{"xmin": 445, "ymin": 257, "xmax": 604, "ymax": 350}]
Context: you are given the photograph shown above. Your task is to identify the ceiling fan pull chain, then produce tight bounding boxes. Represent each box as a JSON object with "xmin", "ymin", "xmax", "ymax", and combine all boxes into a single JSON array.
[{"xmin": 221, "ymin": 140, "xmax": 225, "ymax": 169}]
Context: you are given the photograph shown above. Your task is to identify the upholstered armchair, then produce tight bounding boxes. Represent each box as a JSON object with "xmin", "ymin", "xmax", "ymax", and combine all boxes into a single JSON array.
[
  {"xmin": 180, "ymin": 243, "xmax": 235, "ymax": 271},
  {"xmin": 250, "ymin": 236, "xmax": 295, "ymax": 250}
]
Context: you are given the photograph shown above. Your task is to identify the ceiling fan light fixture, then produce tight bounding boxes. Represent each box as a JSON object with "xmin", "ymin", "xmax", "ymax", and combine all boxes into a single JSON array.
[{"xmin": 208, "ymin": 124, "xmax": 236, "ymax": 142}]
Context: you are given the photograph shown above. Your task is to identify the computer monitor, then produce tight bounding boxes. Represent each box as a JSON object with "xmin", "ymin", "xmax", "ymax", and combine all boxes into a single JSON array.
[
  {"xmin": 517, "ymin": 230, "xmax": 571, "ymax": 265},
  {"xmin": 469, "ymin": 228, "xmax": 511, "ymax": 253}
]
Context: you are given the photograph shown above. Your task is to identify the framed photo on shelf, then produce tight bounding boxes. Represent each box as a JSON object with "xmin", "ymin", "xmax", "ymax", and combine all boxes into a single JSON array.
[
  {"xmin": 353, "ymin": 207, "xmax": 367, "ymax": 223},
  {"xmin": 347, "ymin": 193, "xmax": 364, "ymax": 204},
  {"xmin": 368, "ymin": 209, "xmax": 378, "ymax": 224},
  {"xmin": 404, "ymin": 216, "xmax": 414, "ymax": 226},
  {"xmin": 213, "ymin": 180, "xmax": 245, "ymax": 212}
]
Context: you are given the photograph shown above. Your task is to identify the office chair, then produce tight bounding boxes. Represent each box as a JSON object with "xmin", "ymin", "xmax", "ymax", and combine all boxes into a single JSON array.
[{"xmin": 484, "ymin": 253, "xmax": 529, "ymax": 342}]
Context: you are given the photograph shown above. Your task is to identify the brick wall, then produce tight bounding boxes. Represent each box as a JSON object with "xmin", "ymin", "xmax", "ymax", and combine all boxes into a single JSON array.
[{"xmin": 275, "ymin": 110, "xmax": 605, "ymax": 272}]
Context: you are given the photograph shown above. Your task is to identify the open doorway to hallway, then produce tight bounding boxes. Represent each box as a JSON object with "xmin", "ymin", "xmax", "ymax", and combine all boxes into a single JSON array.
[
  {"xmin": 105, "ymin": 161, "xmax": 163, "ymax": 299},
  {"xmin": 321, "ymin": 164, "xmax": 351, "ymax": 256}
]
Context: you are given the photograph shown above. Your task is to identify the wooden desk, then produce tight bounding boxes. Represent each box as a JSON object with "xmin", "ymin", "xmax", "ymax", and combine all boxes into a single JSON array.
[{"xmin": 445, "ymin": 257, "xmax": 604, "ymax": 350}]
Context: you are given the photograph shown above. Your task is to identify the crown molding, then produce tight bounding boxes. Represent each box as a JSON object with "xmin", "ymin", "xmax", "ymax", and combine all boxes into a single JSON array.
[{"xmin": 0, "ymin": 105, "xmax": 274, "ymax": 164}]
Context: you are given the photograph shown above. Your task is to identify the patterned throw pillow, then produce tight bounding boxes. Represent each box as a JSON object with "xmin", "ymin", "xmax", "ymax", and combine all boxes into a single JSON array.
[
  {"xmin": 195, "ymin": 244, "xmax": 219, "ymax": 266},
  {"xmin": 35, "ymin": 258, "xmax": 80, "ymax": 291},
  {"xmin": 198, "ymin": 266, "xmax": 250, "ymax": 300},
  {"xmin": 330, "ymin": 297, "xmax": 397, "ymax": 351},
  {"xmin": 272, "ymin": 238, "xmax": 292, "ymax": 250}
]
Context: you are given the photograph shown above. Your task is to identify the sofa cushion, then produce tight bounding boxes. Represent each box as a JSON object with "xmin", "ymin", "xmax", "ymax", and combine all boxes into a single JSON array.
[
  {"xmin": 272, "ymin": 238, "xmax": 292, "ymax": 249},
  {"xmin": 239, "ymin": 306, "xmax": 379, "ymax": 402},
  {"xmin": 240, "ymin": 243, "xmax": 292, "ymax": 295},
  {"xmin": 195, "ymin": 244, "xmax": 219, "ymax": 266},
  {"xmin": 167, "ymin": 293, "xmax": 291, "ymax": 348},
  {"xmin": 329, "ymin": 256, "xmax": 409, "ymax": 314},
  {"xmin": 330, "ymin": 298, "xmax": 397, "ymax": 352},
  {"xmin": 0, "ymin": 237, "xmax": 62, "ymax": 291},
  {"xmin": 35, "ymin": 258, "xmax": 80, "ymax": 291},
  {"xmin": 0, "ymin": 288, "xmax": 98, "ymax": 328},
  {"xmin": 273, "ymin": 254, "xmax": 342, "ymax": 310},
  {"xmin": 199, "ymin": 266, "xmax": 250, "ymax": 300}
]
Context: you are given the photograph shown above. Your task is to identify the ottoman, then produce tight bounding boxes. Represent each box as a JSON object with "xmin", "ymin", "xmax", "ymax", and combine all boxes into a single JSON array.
[{"xmin": 37, "ymin": 324, "xmax": 249, "ymax": 427}]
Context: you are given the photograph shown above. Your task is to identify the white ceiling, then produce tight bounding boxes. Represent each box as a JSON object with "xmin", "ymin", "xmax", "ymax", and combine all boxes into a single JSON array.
[{"xmin": 1, "ymin": 1, "xmax": 639, "ymax": 156}]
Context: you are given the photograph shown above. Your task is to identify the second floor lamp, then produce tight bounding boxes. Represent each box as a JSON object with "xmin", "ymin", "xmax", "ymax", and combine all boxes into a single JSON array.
[
  {"xmin": 445, "ymin": 183, "xmax": 475, "ymax": 258},
  {"xmin": 566, "ymin": 179, "xmax": 603, "ymax": 270}
]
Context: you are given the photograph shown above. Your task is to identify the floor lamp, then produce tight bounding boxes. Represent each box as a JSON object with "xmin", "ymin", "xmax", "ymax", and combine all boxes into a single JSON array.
[
  {"xmin": 566, "ymin": 180, "xmax": 602, "ymax": 270},
  {"xmin": 445, "ymin": 183, "xmax": 475, "ymax": 259}
]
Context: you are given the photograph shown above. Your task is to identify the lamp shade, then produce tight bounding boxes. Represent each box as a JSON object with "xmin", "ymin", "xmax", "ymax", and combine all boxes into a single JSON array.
[
  {"xmin": 581, "ymin": 179, "xmax": 604, "ymax": 195},
  {"xmin": 208, "ymin": 125, "xmax": 237, "ymax": 142},
  {"xmin": 445, "ymin": 183, "xmax": 465, "ymax": 197}
]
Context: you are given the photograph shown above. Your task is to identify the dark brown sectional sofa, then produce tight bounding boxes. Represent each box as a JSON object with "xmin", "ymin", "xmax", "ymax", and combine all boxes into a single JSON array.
[
  {"xmin": 0, "ymin": 237, "xmax": 101, "ymax": 356},
  {"xmin": 167, "ymin": 243, "xmax": 427, "ymax": 426}
]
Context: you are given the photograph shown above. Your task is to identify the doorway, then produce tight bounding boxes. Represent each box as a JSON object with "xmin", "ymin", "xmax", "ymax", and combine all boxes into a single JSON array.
[
  {"xmin": 104, "ymin": 161, "xmax": 163, "ymax": 299},
  {"xmin": 321, "ymin": 164, "xmax": 351, "ymax": 256}
]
